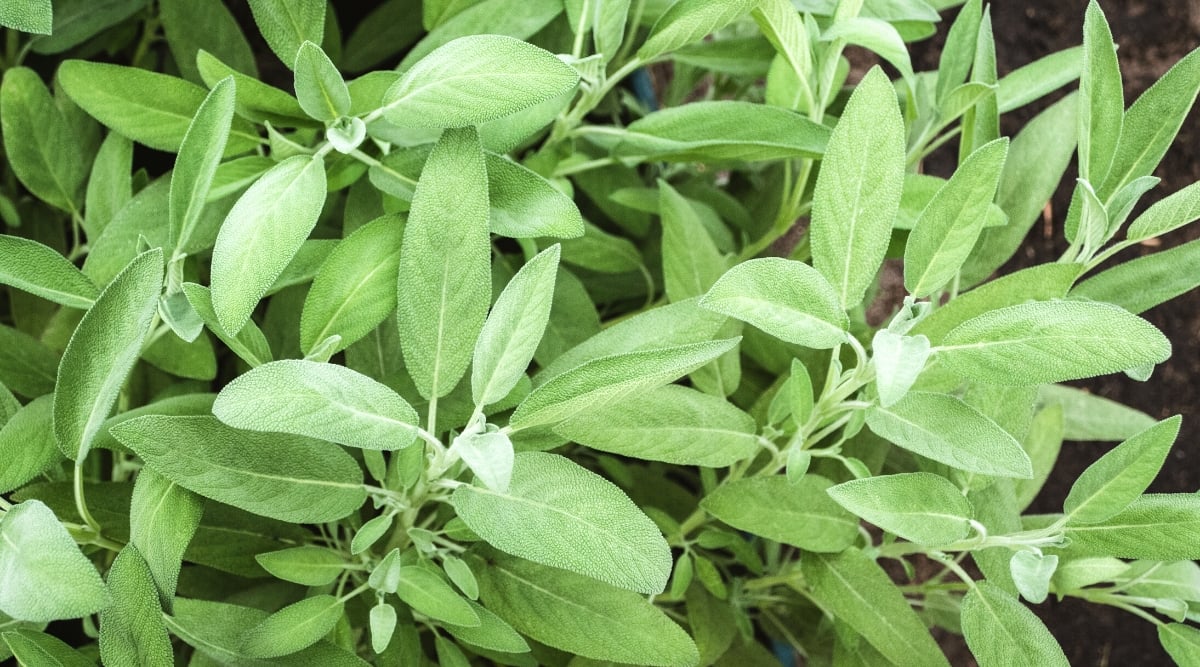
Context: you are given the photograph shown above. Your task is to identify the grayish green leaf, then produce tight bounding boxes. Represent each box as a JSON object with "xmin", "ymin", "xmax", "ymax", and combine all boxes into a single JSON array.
[
  {"xmin": 99, "ymin": 546, "xmax": 173, "ymax": 667},
  {"xmin": 246, "ymin": 0, "xmax": 325, "ymax": 67},
  {"xmin": 639, "ymin": 0, "xmax": 759, "ymax": 61},
  {"xmin": 452, "ymin": 427, "xmax": 514, "ymax": 493},
  {"xmin": 395, "ymin": 566, "xmax": 479, "ymax": 626},
  {"xmin": 170, "ymin": 76, "xmax": 236, "ymax": 254},
  {"xmin": 240, "ymin": 595, "xmax": 344, "ymax": 658},
  {"xmin": 1065, "ymin": 494, "xmax": 1200, "ymax": 560},
  {"xmin": 1064, "ymin": 416, "xmax": 1181, "ymax": 524},
  {"xmin": 487, "ymin": 154, "xmax": 585, "ymax": 238},
  {"xmin": 1009, "ymin": 551, "xmax": 1057, "ymax": 604},
  {"xmin": 255, "ymin": 546, "xmax": 346, "ymax": 587},
  {"xmin": 1, "ymin": 67, "xmax": 87, "ymax": 213},
  {"xmin": 130, "ymin": 469, "xmax": 202, "ymax": 610},
  {"xmin": 703, "ymin": 475, "xmax": 858, "ymax": 552},
  {"xmin": 370, "ymin": 601, "xmax": 397, "ymax": 654},
  {"xmin": 182, "ymin": 283, "xmax": 273, "ymax": 367},
  {"xmin": 961, "ymin": 581, "xmax": 1068, "ymax": 667},
  {"xmin": 614, "ymin": 101, "xmax": 828, "ymax": 162},
  {"xmin": 1036, "ymin": 384, "xmax": 1155, "ymax": 442},
  {"xmin": 827, "ymin": 472, "xmax": 972, "ymax": 545},
  {"xmin": 0, "ymin": 235, "xmax": 97, "ymax": 309},
  {"xmin": 83, "ymin": 132, "xmax": 133, "ymax": 239},
  {"xmin": 871, "ymin": 330, "xmax": 930, "ymax": 408},
  {"xmin": 1078, "ymin": 1, "xmax": 1123, "ymax": 184},
  {"xmin": 196, "ymin": 50, "xmax": 309, "ymax": 127},
  {"xmin": 294, "ymin": 41, "xmax": 349, "ymax": 122},
  {"xmin": 822, "ymin": 17, "xmax": 913, "ymax": 84},
  {"xmin": 700, "ymin": 258, "xmax": 845, "ymax": 348}
]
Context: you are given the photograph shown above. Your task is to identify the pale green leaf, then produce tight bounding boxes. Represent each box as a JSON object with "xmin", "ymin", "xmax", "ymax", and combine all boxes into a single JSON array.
[
  {"xmin": 442, "ymin": 599, "xmax": 529, "ymax": 653},
  {"xmin": 398, "ymin": 0, "xmax": 562, "ymax": 71},
  {"xmin": 1013, "ymin": 404, "xmax": 1064, "ymax": 511},
  {"xmin": 2, "ymin": 630, "xmax": 93, "ymax": 667},
  {"xmin": 0, "ymin": 235, "xmax": 97, "ymax": 309},
  {"xmin": 246, "ymin": 0, "xmax": 325, "ymax": 67},
  {"xmin": 936, "ymin": 0, "xmax": 981, "ymax": 105},
  {"xmin": 83, "ymin": 132, "xmax": 133, "ymax": 239},
  {"xmin": 129, "ymin": 469, "xmax": 202, "ymax": 610},
  {"xmin": 810, "ymin": 67, "xmax": 905, "ymax": 309},
  {"xmin": 294, "ymin": 41, "xmax": 349, "ymax": 122},
  {"xmin": 452, "ymin": 452, "xmax": 671, "ymax": 594},
  {"xmin": 370, "ymin": 601, "xmax": 397, "ymax": 654},
  {"xmin": 1078, "ymin": 0, "xmax": 1123, "ymax": 184},
  {"xmin": 0, "ymin": 396, "xmax": 60, "ymax": 494},
  {"xmin": 452, "ymin": 427, "xmax": 514, "ymax": 493},
  {"xmin": 660, "ymin": 179, "xmax": 726, "ymax": 301},
  {"xmin": 1160, "ymin": 623, "xmax": 1200, "ymax": 665},
  {"xmin": 182, "ymin": 283, "xmax": 273, "ymax": 367},
  {"xmin": 211, "ymin": 155, "xmax": 326, "ymax": 333},
  {"xmin": 1065, "ymin": 494, "xmax": 1200, "ymax": 560},
  {"xmin": 702, "ymin": 475, "xmax": 857, "ymax": 552},
  {"xmin": 1126, "ymin": 180, "xmax": 1200, "ymax": 241},
  {"xmin": 827, "ymin": 472, "xmax": 972, "ymax": 545},
  {"xmin": 961, "ymin": 582, "xmax": 1068, "ymax": 667},
  {"xmin": 383, "ymin": 35, "xmax": 579, "ymax": 129},
  {"xmin": 1064, "ymin": 416, "xmax": 1181, "ymax": 524},
  {"xmin": 99, "ymin": 546, "xmax": 173, "ymax": 667},
  {"xmin": 639, "ymin": 0, "xmax": 760, "ymax": 61},
  {"xmin": 54, "ymin": 248, "xmax": 163, "ymax": 461},
  {"xmin": 1036, "ymin": 384, "xmax": 1155, "ymax": 442},
  {"xmin": 110, "ymin": 415, "xmax": 366, "ymax": 523},
  {"xmin": 871, "ymin": 329, "xmax": 930, "ymax": 408},
  {"xmin": 472, "ymin": 552, "xmax": 699, "ymax": 666},
  {"xmin": 397, "ymin": 127, "xmax": 491, "ymax": 400},
  {"xmin": 1, "ymin": 67, "xmax": 87, "ymax": 213},
  {"xmin": 196, "ymin": 49, "xmax": 309, "ymax": 127},
  {"xmin": 240, "ymin": 595, "xmax": 344, "ymax": 658},
  {"xmin": 395, "ymin": 566, "xmax": 479, "ymax": 626},
  {"xmin": 936, "ymin": 300, "xmax": 1171, "ymax": 385},
  {"xmin": 0, "ymin": 500, "xmax": 110, "ymax": 622},
  {"xmin": 614, "ymin": 101, "xmax": 828, "ymax": 162},
  {"xmin": 170, "ymin": 77, "xmax": 235, "ymax": 255},
  {"xmin": 487, "ymin": 153, "xmax": 584, "ymax": 239},
  {"xmin": 0, "ymin": 0, "xmax": 52, "ymax": 34},
  {"xmin": 1071, "ymin": 236, "xmax": 1200, "ymax": 315},
  {"xmin": 996, "ymin": 46, "xmax": 1082, "ymax": 113},
  {"xmin": 822, "ymin": 17, "xmax": 913, "ymax": 84},
  {"xmin": 159, "ymin": 0, "xmax": 257, "ymax": 83},
  {"xmin": 255, "ymin": 546, "xmax": 346, "ymax": 587},
  {"xmin": 1009, "ymin": 551, "xmax": 1057, "ymax": 604}
]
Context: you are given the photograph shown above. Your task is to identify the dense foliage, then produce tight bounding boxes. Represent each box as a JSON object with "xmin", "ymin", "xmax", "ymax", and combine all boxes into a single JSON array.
[{"xmin": 1, "ymin": 0, "xmax": 1199, "ymax": 664}]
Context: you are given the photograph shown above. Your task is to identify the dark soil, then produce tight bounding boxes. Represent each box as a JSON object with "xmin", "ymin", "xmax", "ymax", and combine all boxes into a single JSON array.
[{"xmin": 910, "ymin": 1, "xmax": 1200, "ymax": 664}]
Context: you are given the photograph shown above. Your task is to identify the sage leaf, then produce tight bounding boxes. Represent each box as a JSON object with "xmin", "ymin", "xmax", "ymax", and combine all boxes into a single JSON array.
[
  {"xmin": 396, "ymin": 126, "xmax": 491, "ymax": 400},
  {"xmin": 867, "ymin": 391, "xmax": 1033, "ymax": 478},
  {"xmin": 487, "ymin": 153, "xmax": 585, "ymax": 238},
  {"xmin": 0, "ymin": 325, "xmax": 58, "ymax": 398},
  {"xmin": 129, "ymin": 469, "xmax": 202, "ymax": 610},
  {"xmin": 442, "ymin": 599, "xmax": 529, "ymax": 653},
  {"xmin": 1064, "ymin": 416, "xmax": 1182, "ymax": 524},
  {"xmin": 240, "ymin": 594, "xmax": 344, "ymax": 659},
  {"xmin": 294, "ymin": 41, "xmax": 349, "ymax": 122},
  {"xmin": 246, "ymin": 0, "xmax": 324, "ymax": 67},
  {"xmin": 1009, "ymin": 551, "xmax": 1057, "ymax": 604},
  {"xmin": 110, "ymin": 415, "xmax": 366, "ymax": 523},
  {"xmin": 182, "ymin": 283, "xmax": 273, "ymax": 368},
  {"xmin": 0, "ymin": 67, "xmax": 87, "ymax": 214},
  {"xmin": 54, "ymin": 248, "xmax": 163, "ymax": 461},
  {"xmin": 1064, "ymin": 494, "xmax": 1200, "ymax": 561},
  {"xmin": 382, "ymin": 35, "xmax": 579, "ymax": 128},
  {"xmin": 29, "ymin": 0, "xmax": 143, "ymax": 55},
  {"xmin": 196, "ymin": 49, "xmax": 309, "ymax": 126},
  {"xmin": 871, "ymin": 329, "xmax": 930, "ymax": 408},
  {"xmin": 961, "ymin": 581, "xmax": 1069, "ymax": 666},
  {"xmin": 639, "ymin": 0, "xmax": 759, "ymax": 61},
  {"xmin": 701, "ymin": 475, "xmax": 858, "ymax": 552},
  {"xmin": 1077, "ymin": 0, "xmax": 1123, "ymax": 184},
  {"xmin": 83, "ymin": 131, "xmax": 133, "ymax": 239},
  {"xmin": 0, "ymin": 396, "xmax": 61, "ymax": 494},
  {"xmin": 660, "ymin": 179, "xmax": 727, "ymax": 302},
  {"xmin": 802, "ymin": 548, "xmax": 950, "ymax": 667},
  {"xmin": 827, "ymin": 473, "xmax": 973, "ymax": 546},
  {"xmin": 472, "ymin": 552, "xmax": 699, "ymax": 666},
  {"xmin": 810, "ymin": 67, "xmax": 905, "ymax": 310},
  {"xmin": 395, "ymin": 566, "xmax": 479, "ymax": 627},
  {"xmin": 0, "ymin": 0, "xmax": 52, "ymax": 34},
  {"xmin": 255, "ymin": 546, "xmax": 346, "ymax": 587},
  {"xmin": 0, "ymin": 500, "xmax": 110, "ymax": 622},
  {"xmin": 510, "ymin": 338, "xmax": 739, "ymax": 430},
  {"xmin": 472, "ymin": 244, "xmax": 560, "ymax": 407},
  {"xmin": 1071, "ymin": 236, "xmax": 1200, "ymax": 315},
  {"xmin": 169, "ymin": 76, "xmax": 235, "ymax": 254},
  {"xmin": 370, "ymin": 601, "xmax": 397, "ymax": 654},
  {"xmin": 700, "ymin": 257, "xmax": 847, "ymax": 349},
  {"xmin": 554, "ymin": 384, "xmax": 759, "ymax": 467},
  {"xmin": 1037, "ymin": 383, "xmax": 1156, "ymax": 442},
  {"xmin": 1160, "ymin": 623, "xmax": 1200, "ymax": 665},
  {"xmin": 2, "ymin": 630, "xmax": 93, "ymax": 667},
  {"xmin": 451, "ymin": 452, "xmax": 672, "ymax": 594},
  {"xmin": 937, "ymin": 301, "xmax": 1172, "ymax": 385},
  {"xmin": 159, "ymin": 0, "xmax": 257, "ymax": 83},
  {"xmin": 452, "ymin": 427, "xmax": 515, "ymax": 493},
  {"xmin": 211, "ymin": 154, "xmax": 326, "ymax": 333},
  {"xmin": 1125, "ymin": 179, "xmax": 1200, "ymax": 241},
  {"xmin": 98, "ymin": 546, "xmax": 173, "ymax": 667}
]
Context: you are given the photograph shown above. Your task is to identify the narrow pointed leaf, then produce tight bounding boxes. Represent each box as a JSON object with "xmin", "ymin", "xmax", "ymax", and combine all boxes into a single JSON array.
[
  {"xmin": 246, "ymin": 0, "xmax": 325, "ymax": 67},
  {"xmin": 240, "ymin": 595, "xmax": 344, "ymax": 659},
  {"xmin": 827, "ymin": 473, "xmax": 973, "ymax": 545},
  {"xmin": 1077, "ymin": 0, "xmax": 1123, "ymax": 184},
  {"xmin": 1065, "ymin": 494, "xmax": 1200, "ymax": 560},
  {"xmin": 701, "ymin": 475, "xmax": 858, "ymax": 552},
  {"xmin": 639, "ymin": 0, "xmax": 759, "ymax": 60},
  {"xmin": 294, "ymin": 41, "xmax": 349, "ymax": 122},
  {"xmin": 961, "ymin": 582, "xmax": 1068, "ymax": 667},
  {"xmin": 395, "ymin": 566, "xmax": 479, "ymax": 627},
  {"xmin": 0, "ymin": 67, "xmax": 87, "ymax": 213},
  {"xmin": 614, "ymin": 101, "xmax": 829, "ymax": 162},
  {"xmin": 1064, "ymin": 416, "xmax": 1181, "ymax": 524},
  {"xmin": 170, "ymin": 76, "xmax": 235, "ymax": 254},
  {"xmin": 99, "ymin": 547, "xmax": 173, "ymax": 667},
  {"xmin": 0, "ymin": 235, "xmax": 98, "ymax": 309},
  {"xmin": 701, "ymin": 257, "xmax": 846, "ymax": 348},
  {"xmin": 0, "ymin": 396, "xmax": 61, "ymax": 493},
  {"xmin": 255, "ymin": 546, "xmax": 347, "ymax": 586},
  {"xmin": 182, "ymin": 283, "xmax": 273, "ymax": 367}
]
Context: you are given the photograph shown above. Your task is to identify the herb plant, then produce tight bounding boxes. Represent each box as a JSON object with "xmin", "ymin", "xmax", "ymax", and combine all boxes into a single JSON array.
[{"xmin": 0, "ymin": 0, "xmax": 1199, "ymax": 664}]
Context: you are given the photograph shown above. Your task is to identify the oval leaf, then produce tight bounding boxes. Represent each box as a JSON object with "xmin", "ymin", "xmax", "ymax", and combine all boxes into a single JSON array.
[
  {"xmin": 701, "ymin": 475, "xmax": 858, "ymax": 552},
  {"xmin": 961, "ymin": 581, "xmax": 1069, "ymax": 667},
  {"xmin": 827, "ymin": 473, "xmax": 973, "ymax": 545}
]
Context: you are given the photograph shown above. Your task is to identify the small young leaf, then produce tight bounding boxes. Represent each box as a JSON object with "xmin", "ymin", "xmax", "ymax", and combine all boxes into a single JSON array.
[
  {"xmin": 352, "ymin": 513, "xmax": 394, "ymax": 555},
  {"xmin": 368, "ymin": 548, "xmax": 402, "ymax": 593},
  {"xmin": 0, "ymin": 0, "xmax": 52, "ymax": 34},
  {"xmin": 246, "ymin": 0, "xmax": 325, "ymax": 67},
  {"xmin": 639, "ymin": 0, "xmax": 759, "ymax": 61},
  {"xmin": 1077, "ymin": 0, "xmax": 1123, "ymax": 185},
  {"xmin": 169, "ymin": 76, "xmax": 236, "ymax": 254},
  {"xmin": 240, "ymin": 595, "xmax": 344, "ymax": 659},
  {"xmin": 370, "ymin": 601, "xmax": 398, "ymax": 655},
  {"xmin": 382, "ymin": 35, "xmax": 579, "ymax": 129},
  {"xmin": 442, "ymin": 556, "xmax": 479, "ymax": 600},
  {"xmin": 211, "ymin": 155, "xmax": 327, "ymax": 333},
  {"xmin": 99, "ymin": 546, "xmax": 173, "ymax": 667},
  {"xmin": 255, "ymin": 546, "xmax": 346, "ymax": 586},
  {"xmin": 871, "ymin": 329, "xmax": 931, "ymax": 408},
  {"xmin": 827, "ymin": 473, "xmax": 973, "ymax": 546},
  {"xmin": 397, "ymin": 126, "xmax": 491, "ymax": 400},
  {"xmin": 54, "ymin": 248, "xmax": 163, "ymax": 461},
  {"xmin": 294, "ymin": 41, "xmax": 350, "ymax": 122},
  {"xmin": 473, "ymin": 245, "xmax": 559, "ymax": 407},
  {"xmin": 451, "ymin": 452, "xmax": 671, "ymax": 594},
  {"xmin": 452, "ymin": 427, "xmax": 515, "ymax": 494},
  {"xmin": 110, "ymin": 415, "xmax": 366, "ymax": 523},
  {"xmin": 1009, "ymin": 551, "xmax": 1057, "ymax": 604},
  {"xmin": 1064, "ymin": 416, "xmax": 1181, "ymax": 524},
  {"xmin": 810, "ymin": 67, "xmax": 905, "ymax": 310},
  {"xmin": 214, "ymin": 359, "xmax": 421, "ymax": 451},
  {"xmin": 395, "ymin": 566, "xmax": 479, "ymax": 627},
  {"xmin": 0, "ymin": 500, "xmax": 110, "ymax": 622},
  {"xmin": 702, "ymin": 475, "xmax": 858, "ymax": 552},
  {"xmin": 961, "ymin": 581, "xmax": 1068, "ymax": 666}
]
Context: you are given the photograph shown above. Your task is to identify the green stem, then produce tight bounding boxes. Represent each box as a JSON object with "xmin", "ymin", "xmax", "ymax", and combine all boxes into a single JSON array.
[{"xmin": 74, "ymin": 465, "xmax": 102, "ymax": 535}]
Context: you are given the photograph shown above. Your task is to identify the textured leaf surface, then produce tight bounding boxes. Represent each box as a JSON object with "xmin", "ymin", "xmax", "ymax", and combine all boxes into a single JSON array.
[
  {"xmin": 2, "ymin": 630, "xmax": 93, "ymax": 667},
  {"xmin": 255, "ymin": 546, "xmax": 346, "ymax": 586},
  {"xmin": 294, "ymin": 41, "xmax": 349, "ymax": 121},
  {"xmin": 111, "ymin": 415, "xmax": 365, "ymax": 523},
  {"xmin": 1064, "ymin": 494, "xmax": 1200, "ymax": 560},
  {"xmin": 1064, "ymin": 416, "xmax": 1180, "ymax": 524},
  {"xmin": 246, "ymin": 0, "xmax": 324, "ymax": 67},
  {"xmin": 0, "ymin": 67, "xmax": 87, "ymax": 213},
  {"xmin": 394, "ymin": 566, "xmax": 479, "ymax": 626},
  {"xmin": 0, "ymin": 396, "xmax": 60, "ymax": 493},
  {"xmin": 240, "ymin": 595, "xmax": 344, "ymax": 658},
  {"xmin": 828, "ymin": 473, "xmax": 973, "ymax": 545},
  {"xmin": 99, "ymin": 546, "xmax": 173, "ymax": 667},
  {"xmin": 0, "ymin": 0, "xmax": 52, "ymax": 33},
  {"xmin": 129, "ymin": 469, "xmax": 202, "ymax": 609},
  {"xmin": 452, "ymin": 452, "xmax": 671, "ymax": 594},
  {"xmin": 639, "ymin": 0, "xmax": 759, "ymax": 60},
  {"xmin": 702, "ymin": 475, "xmax": 858, "ymax": 552},
  {"xmin": 961, "ymin": 582, "xmax": 1068, "ymax": 667},
  {"xmin": 615, "ymin": 101, "xmax": 828, "ymax": 162},
  {"xmin": 169, "ymin": 76, "xmax": 235, "ymax": 253}
]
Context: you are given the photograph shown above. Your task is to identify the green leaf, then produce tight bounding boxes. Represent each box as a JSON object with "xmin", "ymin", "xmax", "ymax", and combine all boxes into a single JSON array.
[
  {"xmin": 936, "ymin": 300, "xmax": 1172, "ymax": 385},
  {"xmin": 99, "ymin": 546, "xmax": 173, "ymax": 667},
  {"xmin": 0, "ymin": 500, "xmax": 110, "ymax": 622},
  {"xmin": 2, "ymin": 630, "xmax": 93, "ymax": 667},
  {"xmin": 473, "ymin": 245, "xmax": 560, "ymax": 407},
  {"xmin": 299, "ymin": 216, "xmax": 403, "ymax": 355},
  {"xmin": 614, "ymin": 101, "xmax": 829, "ymax": 163},
  {"xmin": 129, "ymin": 469, "xmax": 202, "ymax": 610},
  {"xmin": 0, "ymin": 0, "xmax": 52, "ymax": 34},
  {"xmin": 0, "ymin": 236, "xmax": 97, "ymax": 310},
  {"xmin": 246, "ymin": 0, "xmax": 325, "ymax": 67},
  {"xmin": 810, "ymin": 67, "xmax": 905, "ymax": 310},
  {"xmin": 382, "ymin": 35, "xmax": 579, "ymax": 129},
  {"xmin": 936, "ymin": 0, "xmax": 981, "ymax": 104},
  {"xmin": 255, "ymin": 546, "xmax": 346, "ymax": 586},
  {"xmin": 453, "ymin": 425, "xmax": 515, "ymax": 494},
  {"xmin": 871, "ymin": 329, "xmax": 931, "ymax": 408},
  {"xmin": 1037, "ymin": 383, "xmax": 1156, "ymax": 442},
  {"xmin": 1160, "ymin": 623, "xmax": 1200, "ymax": 665},
  {"xmin": 54, "ymin": 248, "xmax": 163, "ymax": 461},
  {"xmin": 442, "ymin": 555, "xmax": 479, "ymax": 600},
  {"xmin": 487, "ymin": 154, "xmax": 585, "ymax": 238},
  {"xmin": 904, "ymin": 138, "xmax": 1008, "ymax": 297},
  {"xmin": 397, "ymin": 127, "xmax": 490, "ymax": 400},
  {"xmin": 1125, "ymin": 180, "xmax": 1200, "ymax": 241},
  {"xmin": 472, "ymin": 552, "xmax": 699, "ymax": 666},
  {"xmin": 660, "ymin": 179, "xmax": 726, "ymax": 302},
  {"xmin": 0, "ymin": 396, "xmax": 60, "ymax": 494},
  {"xmin": 211, "ymin": 155, "xmax": 326, "ymax": 333},
  {"xmin": 510, "ymin": 338, "xmax": 739, "ymax": 430},
  {"xmin": 866, "ymin": 391, "xmax": 1033, "ymax": 478},
  {"xmin": 1013, "ymin": 404, "xmax": 1064, "ymax": 511},
  {"xmin": 83, "ymin": 132, "xmax": 133, "ymax": 239},
  {"xmin": 702, "ymin": 475, "xmax": 858, "ymax": 552},
  {"xmin": 29, "ymin": 0, "xmax": 142, "ymax": 54},
  {"xmin": 159, "ymin": 0, "xmax": 257, "ymax": 83},
  {"xmin": 294, "ymin": 41, "xmax": 349, "ymax": 122},
  {"xmin": 996, "ymin": 46, "xmax": 1082, "ymax": 113},
  {"xmin": 554, "ymin": 384, "xmax": 759, "ymax": 467},
  {"xmin": 0, "ymin": 324, "xmax": 57, "ymax": 398},
  {"xmin": 1065, "ymin": 494, "xmax": 1200, "ymax": 560},
  {"xmin": 395, "ymin": 566, "xmax": 479, "ymax": 626},
  {"xmin": 240, "ymin": 595, "xmax": 344, "ymax": 658},
  {"xmin": 443, "ymin": 599, "xmax": 529, "ymax": 653},
  {"xmin": 700, "ymin": 257, "xmax": 847, "ymax": 349},
  {"xmin": 1064, "ymin": 416, "xmax": 1182, "ymax": 524},
  {"xmin": 452, "ymin": 452, "xmax": 671, "ymax": 594},
  {"xmin": 369, "ymin": 601, "xmax": 398, "ymax": 654},
  {"xmin": 821, "ymin": 17, "xmax": 914, "ymax": 84},
  {"xmin": 353, "ymin": 514, "xmax": 394, "ymax": 555},
  {"xmin": 827, "ymin": 473, "xmax": 973, "ymax": 545},
  {"xmin": 1071, "ymin": 236, "xmax": 1200, "ymax": 315},
  {"xmin": 110, "ymin": 415, "xmax": 366, "ymax": 523},
  {"xmin": 196, "ymin": 50, "xmax": 309, "ymax": 126},
  {"xmin": 1, "ymin": 67, "xmax": 87, "ymax": 213},
  {"xmin": 170, "ymin": 76, "xmax": 235, "ymax": 254},
  {"xmin": 1078, "ymin": 0, "xmax": 1123, "ymax": 184},
  {"xmin": 57, "ymin": 61, "xmax": 259, "ymax": 154},
  {"xmin": 639, "ymin": 0, "xmax": 759, "ymax": 61},
  {"xmin": 182, "ymin": 283, "xmax": 273, "ymax": 367},
  {"xmin": 1009, "ymin": 551, "xmax": 1057, "ymax": 604},
  {"xmin": 802, "ymin": 548, "xmax": 950, "ymax": 667},
  {"xmin": 398, "ymin": 0, "xmax": 563, "ymax": 71},
  {"xmin": 961, "ymin": 581, "xmax": 1068, "ymax": 667}
]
